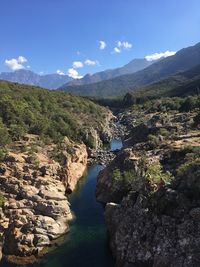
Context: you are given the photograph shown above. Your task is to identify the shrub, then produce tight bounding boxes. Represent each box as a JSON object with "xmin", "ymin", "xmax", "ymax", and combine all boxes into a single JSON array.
[
  {"xmin": 112, "ymin": 168, "xmax": 138, "ymax": 191},
  {"xmin": 159, "ymin": 128, "xmax": 170, "ymax": 137},
  {"xmin": 148, "ymin": 134, "xmax": 160, "ymax": 148},
  {"xmin": 176, "ymin": 159, "xmax": 200, "ymax": 197},
  {"xmin": 84, "ymin": 135, "xmax": 97, "ymax": 149},
  {"xmin": 0, "ymin": 193, "xmax": 5, "ymax": 207},
  {"xmin": 0, "ymin": 121, "xmax": 10, "ymax": 146},
  {"xmin": 193, "ymin": 112, "xmax": 200, "ymax": 127},
  {"xmin": 9, "ymin": 124, "xmax": 26, "ymax": 141},
  {"xmin": 145, "ymin": 163, "xmax": 172, "ymax": 185},
  {"xmin": 0, "ymin": 148, "xmax": 7, "ymax": 162}
]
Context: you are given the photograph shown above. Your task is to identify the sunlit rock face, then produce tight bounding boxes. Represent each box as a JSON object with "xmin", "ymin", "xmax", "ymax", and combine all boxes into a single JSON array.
[{"xmin": 0, "ymin": 134, "xmax": 89, "ymax": 264}]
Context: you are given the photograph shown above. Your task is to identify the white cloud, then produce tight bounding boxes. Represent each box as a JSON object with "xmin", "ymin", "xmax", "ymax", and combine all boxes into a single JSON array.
[
  {"xmin": 99, "ymin": 41, "xmax": 106, "ymax": 50},
  {"xmin": 117, "ymin": 41, "xmax": 122, "ymax": 47},
  {"xmin": 57, "ymin": 70, "xmax": 65, "ymax": 75},
  {"xmin": 113, "ymin": 41, "xmax": 133, "ymax": 54},
  {"xmin": 68, "ymin": 58, "xmax": 99, "ymax": 79},
  {"xmin": 5, "ymin": 56, "xmax": 28, "ymax": 71},
  {"xmin": 18, "ymin": 56, "xmax": 27, "ymax": 63},
  {"xmin": 72, "ymin": 61, "xmax": 84, "ymax": 69},
  {"xmin": 117, "ymin": 41, "xmax": 132, "ymax": 50},
  {"xmin": 68, "ymin": 68, "xmax": 83, "ymax": 79},
  {"xmin": 122, "ymin": 41, "xmax": 132, "ymax": 49},
  {"xmin": 113, "ymin": 47, "xmax": 121, "ymax": 54},
  {"xmin": 145, "ymin": 50, "xmax": 176, "ymax": 61},
  {"xmin": 84, "ymin": 59, "xmax": 99, "ymax": 66}
]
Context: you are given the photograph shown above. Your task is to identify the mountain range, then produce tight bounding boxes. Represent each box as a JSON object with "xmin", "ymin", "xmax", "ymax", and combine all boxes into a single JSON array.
[
  {"xmin": 1, "ymin": 42, "xmax": 200, "ymax": 97},
  {"xmin": 0, "ymin": 70, "xmax": 72, "ymax": 89},
  {"xmin": 126, "ymin": 64, "xmax": 200, "ymax": 101},
  {"xmin": 61, "ymin": 42, "xmax": 200, "ymax": 97},
  {"xmin": 65, "ymin": 58, "xmax": 153, "ymax": 86},
  {"xmin": 0, "ymin": 58, "xmax": 153, "ymax": 90}
]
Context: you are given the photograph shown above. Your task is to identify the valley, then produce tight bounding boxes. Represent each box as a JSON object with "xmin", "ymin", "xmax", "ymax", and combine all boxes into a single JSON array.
[
  {"xmin": 1, "ymin": 139, "xmax": 123, "ymax": 267},
  {"xmin": 0, "ymin": 41, "xmax": 200, "ymax": 267}
]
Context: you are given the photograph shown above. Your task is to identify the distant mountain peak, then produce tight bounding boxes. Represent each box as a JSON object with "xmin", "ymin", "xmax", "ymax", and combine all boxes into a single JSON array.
[
  {"xmin": 0, "ymin": 70, "xmax": 72, "ymax": 89},
  {"xmin": 61, "ymin": 41, "xmax": 200, "ymax": 97},
  {"xmin": 63, "ymin": 57, "xmax": 153, "ymax": 87}
]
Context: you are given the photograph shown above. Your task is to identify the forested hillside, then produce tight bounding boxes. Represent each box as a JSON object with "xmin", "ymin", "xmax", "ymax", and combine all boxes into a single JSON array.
[{"xmin": 0, "ymin": 81, "xmax": 109, "ymax": 148}]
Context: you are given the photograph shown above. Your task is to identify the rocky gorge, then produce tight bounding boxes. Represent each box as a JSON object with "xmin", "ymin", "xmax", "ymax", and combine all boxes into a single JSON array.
[
  {"xmin": 0, "ymin": 111, "xmax": 127, "ymax": 265},
  {"xmin": 96, "ymin": 107, "xmax": 200, "ymax": 267},
  {"xmin": 0, "ymin": 96, "xmax": 200, "ymax": 267}
]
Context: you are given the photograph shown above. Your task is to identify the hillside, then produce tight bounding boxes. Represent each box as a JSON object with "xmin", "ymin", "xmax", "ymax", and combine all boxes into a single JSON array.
[
  {"xmin": 61, "ymin": 42, "xmax": 200, "ymax": 97},
  {"xmin": 0, "ymin": 80, "xmax": 111, "ymax": 149},
  {"xmin": 64, "ymin": 58, "xmax": 153, "ymax": 87},
  {"xmin": 0, "ymin": 70, "xmax": 72, "ymax": 89},
  {"xmin": 96, "ymin": 95, "xmax": 200, "ymax": 267},
  {"xmin": 123, "ymin": 64, "xmax": 200, "ymax": 105}
]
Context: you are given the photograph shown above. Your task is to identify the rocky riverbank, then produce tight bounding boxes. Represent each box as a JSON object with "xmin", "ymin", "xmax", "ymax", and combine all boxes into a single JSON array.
[
  {"xmin": 0, "ymin": 111, "xmax": 125, "ymax": 265},
  {"xmin": 0, "ymin": 134, "xmax": 88, "ymax": 264},
  {"xmin": 88, "ymin": 117, "xmax": 126, "ymax": 166},
  {"xmin": 96, "ymin": 109, "xmax": 200, "ymax": 267}
]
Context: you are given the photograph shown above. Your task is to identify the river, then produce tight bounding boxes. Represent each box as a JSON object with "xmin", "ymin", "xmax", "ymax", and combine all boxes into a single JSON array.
[{"xmin": 1, "ymin": 139, "xmax": 122, "ymax": 267}]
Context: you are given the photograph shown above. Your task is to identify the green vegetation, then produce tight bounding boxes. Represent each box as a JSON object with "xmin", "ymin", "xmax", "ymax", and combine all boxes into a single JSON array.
[
  {"xmin": 0, "ymin": 148, "xmax": 7, "ymax": 162},
  {"xmin": 159, "ymin": 128, "xmax": 170, "ymax": 137},
  {"xmin": 176, "ymin": 157, "xmax": 200, "ymax": 198},
  {"xmin": 129, "ymin": 95, "xmax": 200, "ymax": 113},
  {"xmin": 50, "ymin": 140, "xmax": 75, "ymax": 165},
  {"xmin": 112, "ymin": 168, "xmax": 139, "ymax": 192},
  {"xmin": 193, "ymin": 112, "xmax": 200, "ymax": 127},
  {"xmin": 0, "ymin": 81, "xmax": 108, "ymax": 149},
  {"xmin": 112, "ymin": 161, "xmax": 172, "ymax": 193},
  {"xmin": 61, "ymin": 43, "xmax": 200, "ymax": 98},
  {"xmin": 113, "ymin": 169, "xmax": 137, "ymax": 185},
  {"xmin": 147, "ymin": 134, "xmax": 160, "ymax": 148},
  {"xmin": 145, "ymin": 163, "xmax": 172, "ymax": 185},
  {"xmin": 0, "ymin": 119, "xmax": 10, "ymax": 146},
  {"xmin": 0, "ymin": 192, "xmax": 5, "ymax": 207}
]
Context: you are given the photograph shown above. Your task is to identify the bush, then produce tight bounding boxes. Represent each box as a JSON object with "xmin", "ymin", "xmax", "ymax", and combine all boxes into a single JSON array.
[
  {"xmin": 159, "ymin": 128, "xmax": 170, "ymax": 137},
  {"xmin": 9, "ymin": 124, "xmax": 26, "ymax": 141},
  {"xmin": 193, "ymin": 112, "xmax": 200, "ymax": 127},
  {"xmin": 176, "ymin": 159, "xmax": 200, "ymax": 197},
  {"xmin": 112, "ymin": 168, "xmax": 138, "ymax": 191},
  {"xmin": 0, "ymin": 121, "xmax": 10, "ymax": 146},
  {"xmin": 148, "ymin": 134, "xmax": 160, "ymax": 148},
  {"xmin": 145, "ymin": 163, "xmax": 172, "ymax": 185},
  {"xmin": 0, "ymin": 148, "xmax": 7, "ymax": 162},
  {"xmin": 0, "ymin": 193, "xmax": 5, "ymax": 207}
]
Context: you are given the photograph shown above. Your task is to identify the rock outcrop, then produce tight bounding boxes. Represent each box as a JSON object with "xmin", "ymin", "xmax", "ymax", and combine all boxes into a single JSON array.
[
  {"xmin": 105, "ymin": 172, "xmax": 200, "ymax": 267},
  {"xmin": 97, "ymin": 109, "xmax": 200, "ymax": 267},
  {"xmin": 64, "ymin": 144, "xmax": 87, "ymax": 192},
  {"xmin": 61, "ymin": 137, "xmax": 88, "ymax": 192},
  {"xmin": 0, "ymin": 135, "xmax": 88, "ymax": 264},
  {"xmin": 96, "ymin": 149, "xmax": 140, "ymax": 203}
]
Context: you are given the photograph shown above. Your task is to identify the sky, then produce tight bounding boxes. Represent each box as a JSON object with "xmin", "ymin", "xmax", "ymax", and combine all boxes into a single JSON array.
[{"xmin": 0, "ymin": 0, "xmax": 200, "ymax": 78}]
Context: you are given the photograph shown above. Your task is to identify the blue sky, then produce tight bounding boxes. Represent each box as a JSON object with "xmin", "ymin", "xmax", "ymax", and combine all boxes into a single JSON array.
[{"xmin": 0, "ymin": 0, "xmax": 200, "ymax": 77}]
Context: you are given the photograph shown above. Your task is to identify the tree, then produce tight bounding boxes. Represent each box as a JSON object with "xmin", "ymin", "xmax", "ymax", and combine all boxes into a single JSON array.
[{"xmin": 0, "ymin": 120, "xmax": 10, "ymax": 146}]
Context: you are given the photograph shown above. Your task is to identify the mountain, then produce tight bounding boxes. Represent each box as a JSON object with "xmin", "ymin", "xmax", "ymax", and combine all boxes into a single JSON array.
[
  {"xmin": 64, "ymin": 58, "xmax": 153, "ymax": 86},
  {"xmin": 0, "ymin": 69, "xmax": 72, "ymax": 89},
  {"xmin": 122, "ymin": 64, "xmax": 200, "ymax": 105},
  {"xmin": 61, "ymin": 42, "xmax": 200, "ymax": 97}
]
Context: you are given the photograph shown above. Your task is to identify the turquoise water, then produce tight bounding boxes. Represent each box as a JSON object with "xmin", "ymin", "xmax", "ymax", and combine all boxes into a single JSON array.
[
  {"xmin": 110, "ymin": 139, "xmax": 123, "ymax": 151},
  {"xmin": 1, "ymin": 139, "xmax": 122, "ymax": 267}
]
